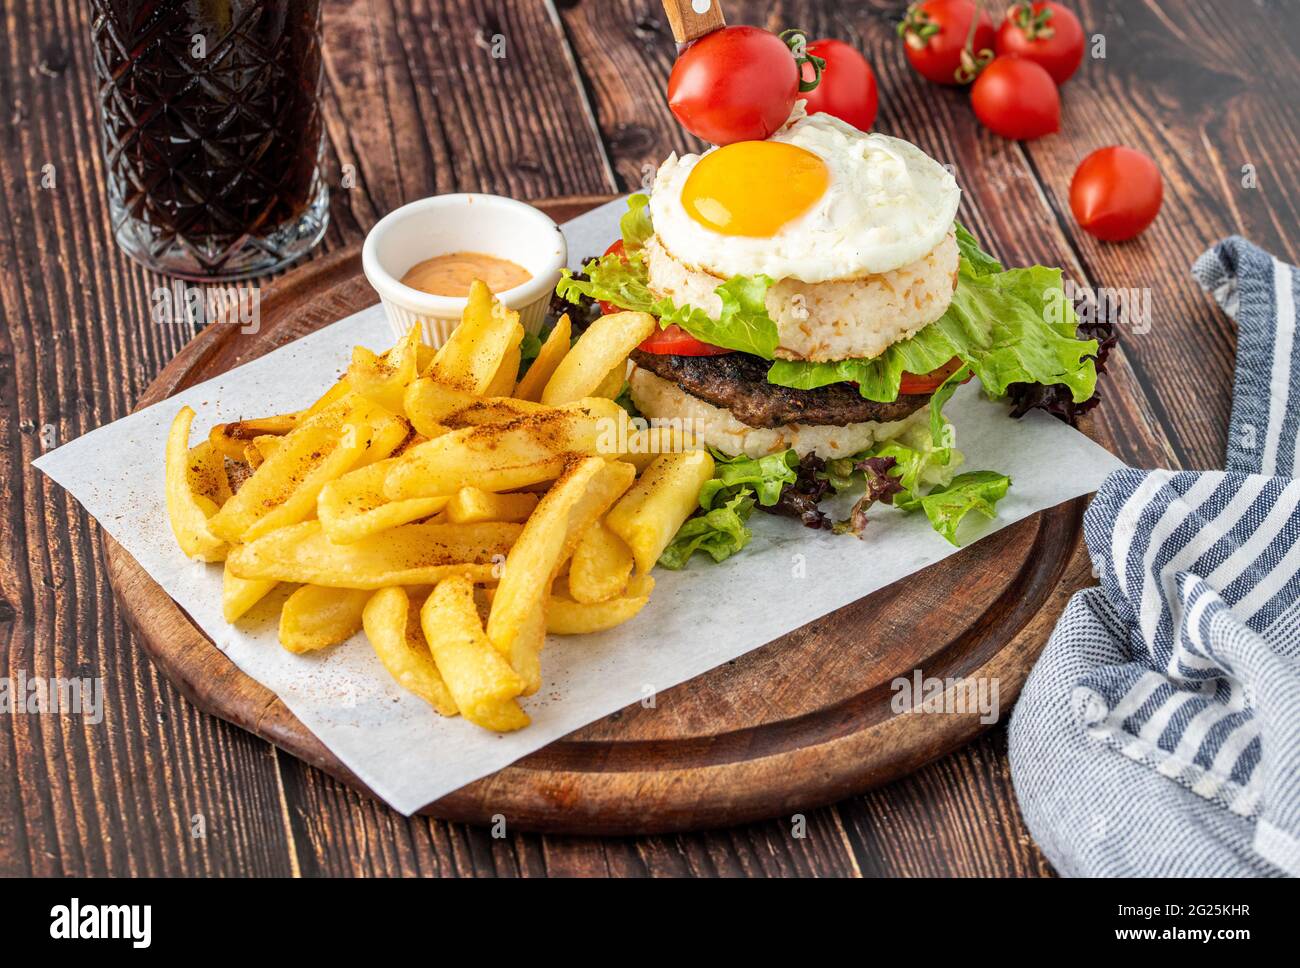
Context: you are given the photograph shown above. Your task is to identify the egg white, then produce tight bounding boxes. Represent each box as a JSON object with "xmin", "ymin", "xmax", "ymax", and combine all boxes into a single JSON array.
[{"xmin": 649, "ymin": 105, "xmax": 961, "ymax": 283}]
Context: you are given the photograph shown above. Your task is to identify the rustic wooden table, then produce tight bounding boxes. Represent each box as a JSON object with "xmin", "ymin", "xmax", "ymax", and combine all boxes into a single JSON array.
[{"xmin": 2, "ymin": 0, "xmax": 1297, "ymax": 877}]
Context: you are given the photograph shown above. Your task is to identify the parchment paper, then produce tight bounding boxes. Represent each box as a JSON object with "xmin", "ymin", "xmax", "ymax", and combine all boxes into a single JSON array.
[{"xmin": 34, "ymin": 198, "xmax": 1127, "ymax": 815}]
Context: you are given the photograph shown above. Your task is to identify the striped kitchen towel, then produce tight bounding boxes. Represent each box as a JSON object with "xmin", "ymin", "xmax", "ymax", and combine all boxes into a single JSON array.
[{"xmin": 1008, "ymin": 237, "xmax": 1300, "ymax": 877}]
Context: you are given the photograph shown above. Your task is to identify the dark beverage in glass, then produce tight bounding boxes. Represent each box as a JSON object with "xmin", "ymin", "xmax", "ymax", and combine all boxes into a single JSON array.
[{"xmin": 90, "ymin": 0, "xmax": 329, "ymax": 280}]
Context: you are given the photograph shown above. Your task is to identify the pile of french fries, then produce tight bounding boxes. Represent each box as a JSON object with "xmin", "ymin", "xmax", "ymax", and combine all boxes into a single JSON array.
[{"xmin": 164, "ymin": 281, "xmax": 715, "ymax": 732}]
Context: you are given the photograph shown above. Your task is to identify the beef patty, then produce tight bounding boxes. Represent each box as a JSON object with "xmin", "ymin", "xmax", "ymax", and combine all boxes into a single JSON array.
[{"xmin": 629, "ymin": 350, "xmax": 932, "ymax": 429}]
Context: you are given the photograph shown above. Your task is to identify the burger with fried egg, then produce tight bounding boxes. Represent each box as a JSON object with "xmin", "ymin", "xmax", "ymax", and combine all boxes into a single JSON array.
[{"xmin": 556, "ymin": 106, "xmax": 1102, "ymax": 561}]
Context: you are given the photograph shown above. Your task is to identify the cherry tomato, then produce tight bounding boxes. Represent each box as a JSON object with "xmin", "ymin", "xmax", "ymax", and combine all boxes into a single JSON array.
[
  {"xmin": 637, "ymin": 324, "xmax": 731, "ymax": 357},
  {"xmin": 970, "ymin": 55, "xmax": 1060, "ymax": 140},
  {"xmin": 668, "ymin": 26, "xmax": 801, "ymax": 145},
  {"xmin": 798, "ymin": 39, "xmax": 878, "ymax": 131},
  {"xmin": 898, "ymin": 0, "xmax": 995, "ymax": 86},
  {"xmin": 898, "ymin": 357, "xmax": 969, "ymax": 395},
  {"xmin": 995, "ymin": 2, "xmax": 1085, "ymax": 85},
  {"xmin": 1070, "ymin": 146, "xmax": 1163, "ymax": 242}
]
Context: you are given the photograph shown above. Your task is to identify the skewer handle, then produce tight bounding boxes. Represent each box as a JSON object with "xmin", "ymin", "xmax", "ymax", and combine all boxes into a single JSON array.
[{"xmin": 661, "ymin": 0, "xmax": 726, "ymax": 45}]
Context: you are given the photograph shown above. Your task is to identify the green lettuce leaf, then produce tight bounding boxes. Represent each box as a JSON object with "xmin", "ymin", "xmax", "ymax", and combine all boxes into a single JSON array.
[
  {"xmin": 850, "ymin": 420, "xmax": 1008, "ymax": 544},
  {"xmin": 658, "ymin": 491, "xmax": 756, "ymax": 569},
  {"xmin": 620, "ymin": 193, "xmax": 653, "ymax": 251},
  {"xmin": 556, "ymin": 249, "xmax": 656, "ymax": 313},
  {"xmin": 911, "ymin": 471, "xmax": 1012, "ymax": 545},
  {"xmin": 655, "ymin": 275, "xmax": 781, "ymax": 360},
  {"xmin": 862, "ymin": 417, "xmax": 962, "ymax": 506},
  {"xmin": 927, "ymin": 364, "xmax": 970, "ymax": 446},
  {"xmin": 699, "ymin": 448, "xmax": 799, "ymax": 509},
  {"xmin": 953, "ymin": 220, "xmax": 1003, "ymax": 276}
]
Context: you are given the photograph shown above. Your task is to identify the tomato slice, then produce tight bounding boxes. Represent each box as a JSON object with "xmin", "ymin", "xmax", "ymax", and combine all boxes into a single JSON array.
[
  {"xmin": 898, "ymin": 357, "xmax": 969, "ymax": 395},
  {"xmin": 638, "ymin": 324, "xmax": 732, "ymax": 357}
]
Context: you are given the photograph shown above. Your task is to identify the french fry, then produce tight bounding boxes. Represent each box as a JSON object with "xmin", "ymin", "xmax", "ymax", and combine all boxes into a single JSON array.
[
  {"xmin": 208, "ymin": 412, "xmax": 298, "ymax": 462},
  {"xmin": 249, "ymin": 433, "xmax": 283, "ymax": 465},
  {"xmin": 592, "ymin": 361, "xmax": 627, "ymax": 400},
  {"xmin": 606, "ymin": 450, "xmax": 715, "ymax": 574},
  {"xmin": 222, "ymin": 558, "xmax": 277, "ymax": 623},
  {"xmin": 540, "ymin": 311, "xmax": 654, "ymax": 405},
  {"xmin": 227, "ymin": 519, "xmax": 519, "ymax": 588},
  {"xmin": 208, "ymin": 399, "xmax": 405, "ymax": 543},
  {"xmin": 192, "ymin": 441, "xmax": 233, "ymax": 508},
  {"xmin": 348, "ymin": 323, "xmax": 421, "ymax": 413},
  {"xmin": 568, "ymin": 521, "xmax": 634, "ymax": 603},
  {"xmin": 445, "ymin": 487, "xmax": 539, "ymax": 524},
  {"xmin": 383, "ymin": 402, "xmax": 617, "ymax": 501},
  {"xmin": 362, "ymin": 587, "xmax": 457, "ymax": 715},
  {"xmin": 514, "ymin": 313, "xmax": 571, "ymax": 402},
  {"xmin": 484, "ymin": 339, "xmax": 520, "ymax": 398},
  {"xmin": 421, "ymin": 576, "xmax": 528, "ymax": 731},
  {"xmin": 403, "ymin": 376, "xmax": 546, "ymax": 440},
  {"xmin": 279, "ymin": 584, "xmax": 371, "ymax": 654},
  {"xmin": 166, "ymin": 407, "xmax": 230, "ymax": 561},
  {"xmin": 508, "ymin": 605, "xmax": 546, "ymax": 696},
  {"xmin": 548, "ymin": 575, "xmax": 654, "ymax": 634},
  {"xmin": 485, "ymin": 457, "xmax": 635, "ymax": 677},
  {"xmin": 302, "ymin": 375, "xmax": 352, "ymax": 418},
  {"xmin": 352, "ymin": 406, "xmax": 411, "ymax": 468},
  {"xmin": 427, "ymin": 280, "xmax": 525, "ymax": 395},
  {"xmin": 416, "ymin": 343, "xmax": 436, "ymax": 374},
  {"xmin": 619, "ymin": 421, "xmax": 701, "ymax": 472},
  {"xmin": 317, "ymin": 458, "xmax": 448, "ymax": 543}
]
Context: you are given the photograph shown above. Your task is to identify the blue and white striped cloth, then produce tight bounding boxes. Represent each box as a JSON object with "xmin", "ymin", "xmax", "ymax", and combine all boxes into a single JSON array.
[{"xmin": 1009, "ymin": 237, "xmax": 1300, "ymax": 877}]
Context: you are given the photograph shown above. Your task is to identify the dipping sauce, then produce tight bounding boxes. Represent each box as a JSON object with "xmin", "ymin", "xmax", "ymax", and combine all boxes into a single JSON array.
[{"xmin": 401, "ymin": 251, "xmax": 532, "ymax": 297}]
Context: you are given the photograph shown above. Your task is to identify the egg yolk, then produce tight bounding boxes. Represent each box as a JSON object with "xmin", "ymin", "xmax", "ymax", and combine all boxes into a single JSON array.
[{"xmin": 681, "ymin": 141, "xmax": 829, "ymax": 238}]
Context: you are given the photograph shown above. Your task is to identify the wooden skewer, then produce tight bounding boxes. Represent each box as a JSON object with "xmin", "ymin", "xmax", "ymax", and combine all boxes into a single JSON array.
[{"xmin": 660, "ymin": 0, "xmax": 726, "ymax": 46}]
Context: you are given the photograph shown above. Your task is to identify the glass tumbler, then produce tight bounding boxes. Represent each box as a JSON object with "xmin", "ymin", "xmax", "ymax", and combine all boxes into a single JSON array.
[{"xmin": 90, "ymin": 0, "xmax": 329, "ymax": 280}]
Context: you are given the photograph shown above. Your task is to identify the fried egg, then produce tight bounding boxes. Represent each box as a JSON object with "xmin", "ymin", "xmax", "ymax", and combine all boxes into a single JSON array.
[{"xmin": 649, "ymin": 105, "xmax": 961, "ymax": 283}]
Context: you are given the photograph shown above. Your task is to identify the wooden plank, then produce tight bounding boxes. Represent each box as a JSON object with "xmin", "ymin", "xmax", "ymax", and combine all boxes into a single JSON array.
[
  {"xmin": 1020, "ymin": 0, "xmax": 1300, "ymax": 469},
  {"xmin": 0, "ymin": 0, "xmax": 296, "ymax": 876}
]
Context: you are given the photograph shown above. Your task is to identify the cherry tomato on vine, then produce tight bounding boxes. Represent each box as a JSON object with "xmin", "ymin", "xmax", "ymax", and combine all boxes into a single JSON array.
[
  {"xmin": 798, "ymin": 39, "xmax": 879, "ymax": 131},
  {"xmin": 667, "ymin": 25, "xmax": 824, "ymax": 145},
  {"xmin": 897, "ymin": 0, "xmax": 995, "ymax": 85},
  {"xmin": 995, "ymin": 2, "xmax": 1085, "ymax": 85},
  {"xmin": 970, "ymin": 55, "xmax": 1060, "ymax": 140},
  {"xmin": 1070, "ymin": 146, "xmax": 1163, "ymax": 242}
]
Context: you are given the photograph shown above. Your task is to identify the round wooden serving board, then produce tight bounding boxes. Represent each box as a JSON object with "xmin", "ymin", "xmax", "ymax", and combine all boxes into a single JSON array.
[{"xmin": 103, "ymin": 195, "xmax": 1093, "ymax": 834}]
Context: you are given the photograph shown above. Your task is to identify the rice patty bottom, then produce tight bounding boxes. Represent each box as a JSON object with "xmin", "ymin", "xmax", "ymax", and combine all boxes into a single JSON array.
[
  {"xmin": 644, "ymin": 231, "xmax": 959, "ymax": 363},
  {"xmin": 629, "ymin": 366, "xmax": 931, "ymax": 460}
]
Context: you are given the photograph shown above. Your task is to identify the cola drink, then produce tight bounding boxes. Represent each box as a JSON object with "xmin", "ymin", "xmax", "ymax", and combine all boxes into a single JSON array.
[{"xmin": 90, "ymin": 0, "xmax": 329, "ymax": 280}]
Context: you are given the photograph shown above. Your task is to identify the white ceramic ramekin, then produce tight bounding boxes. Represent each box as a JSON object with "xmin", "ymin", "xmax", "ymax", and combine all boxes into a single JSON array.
[{"xmin": 361, "ymin": 193, "xmax": 566, "ymax": 346}]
